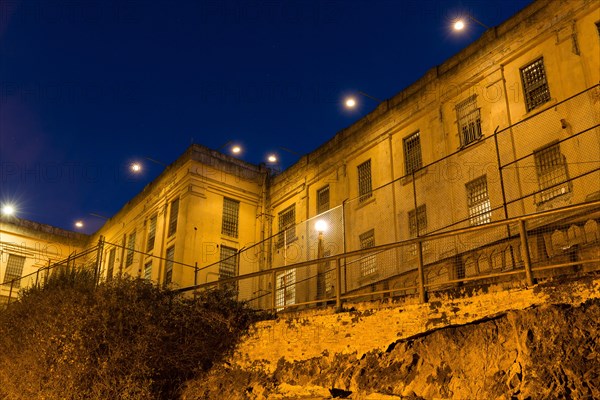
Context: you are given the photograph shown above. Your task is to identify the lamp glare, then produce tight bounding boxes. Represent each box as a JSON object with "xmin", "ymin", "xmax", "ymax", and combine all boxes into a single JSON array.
[
  {"xmin": 1, "ymin": 204, "xmax": 15, "ymax": 216},
  {"xmin": 345, "ymin": 97, "xmax": 357, "ymax": 108},
  {"xmin": 454, "ymin": 20, "xmax": 465, "ymax": 30},
  {"xmin": 131, "ymin": 162, "xmax": 142, "ymax": 172},
  {"xmin": 315, "ymin": 219, "xmax": 328, "ymax": 233},
  {"xmin": 232, "ymin": 146, "xmax": 241, "ymax": 154},
  {"xmin": 268, "ymin": 155, "xmax": 277, "ymax": 163}
]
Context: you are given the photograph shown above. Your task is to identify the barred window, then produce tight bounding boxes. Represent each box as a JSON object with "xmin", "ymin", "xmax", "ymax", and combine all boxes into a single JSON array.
[
  {"xmin": 521, "ymin": 58, "xmax": 551, "ymax": 112},
  {"xmin": 408, "ymin": 205, "xmax": 427, "ymax": 237},
  {"xmin": 144, "ymin": 260, "xmax": 152, "ymax": 280},
  {"xmin": 2, "ymin": 254, "xmax": 25, "ymax": 287},
  {"xmin": 146, "ymin": 215, "xmax": 157, "ymax": 252},
  {"xmin": 276, "ymin": 270, "xmax": 296, "ymax": 308},
  {"xmin": 168, "ymin": 198, "xmax": 179, "ymax": 237},
  {"xmin": 403, "ymin": 131, "xmax": 422, "ymax": 175},
  {"xmin": 317, "ymin": 186, "xmax": 330, "ymax": 214},
  {"xmin": 534, "ymin": 143, "xmax": 570, "ymax": 203},
  {"xmin": 164, "ymin": 245, "xmax": 175, "ymax": 285},
  {"xmin": 106, "ymin": 248, "xmax": 116, "ymax": 280},
  {"xmin": 277, "ymin": 205, "xmax": 296, "ymax": 248},
  {"xmin": 456, "ymin": 95, "xmax": 482, "ymax": 146},
  {"xmin": 359, "ymin": 229, "xmax": 376, "ymax": 276},
  {"xmin": 466, "ymin": 176, "xmax": 492, "ymax": 226},
  {"xmin": 219, "ymin": 246, "xmax": 238, "ymax": 280},
  {"xmin": 322, "ymin": 250, "xmax": 334, "ymax": 295},
  {"xmin": 125, "ymin": 231, "xmax": 136, "ymax": 267},
  {"xmin": 221, "ymin": 198, "xmax": 240, "ymax": 238},
  {"xmin": 357, "ymin": 160, "xmax": 372, "ymax": 202}
]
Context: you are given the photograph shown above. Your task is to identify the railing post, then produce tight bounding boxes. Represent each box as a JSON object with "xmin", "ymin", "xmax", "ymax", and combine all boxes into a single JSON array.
[
  {"xmin": 417, "ymin": 240, "xmax": 427, "ymax": 303},
  {"xmin": 7, "ymin": 280, "xmax": 14, "ymax": 305},
  {"xmin": 335, "ymin": 258, "xmax": 342, "ymax": 311},
  {"xmin": 95, "ymin": 236, "xmax": 104, "ymax": 285},
  {"xmin": 518, "ymin": 219, "xmax": 535, "ymax": 286},
  {"xmin": 194, "ymin": 262, "xmax": 199, "ymax": 299},
  {"xmin": 271, "ymin": 270, "xmax": 277, "ymax": 312}
]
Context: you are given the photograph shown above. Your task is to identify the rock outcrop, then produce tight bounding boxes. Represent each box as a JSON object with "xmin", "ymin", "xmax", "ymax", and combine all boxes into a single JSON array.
[{"xmin": 184, "ymin": 289, "xmax": 599, "ymax": 399}]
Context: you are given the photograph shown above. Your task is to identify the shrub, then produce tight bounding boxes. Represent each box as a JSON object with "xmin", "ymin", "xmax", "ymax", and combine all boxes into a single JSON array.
[{"xmin": 0, "ymin": 269, "xmax": 261, "ymax": 399}]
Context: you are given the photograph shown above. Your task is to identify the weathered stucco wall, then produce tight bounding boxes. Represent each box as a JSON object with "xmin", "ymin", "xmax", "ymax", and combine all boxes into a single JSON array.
[
  {"xmin": 184, "ymin": 273, "xmax": 600, "ymax": 399},
  {"xmin": 234, "ymin": 275, "xmax": 599, "ymax": 372}
]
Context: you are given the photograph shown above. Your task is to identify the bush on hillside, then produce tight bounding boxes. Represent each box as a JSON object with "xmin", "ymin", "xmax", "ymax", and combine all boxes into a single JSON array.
[{"xmin": 0, "ymin": 268, "xmax": 263, "ymax": 399}]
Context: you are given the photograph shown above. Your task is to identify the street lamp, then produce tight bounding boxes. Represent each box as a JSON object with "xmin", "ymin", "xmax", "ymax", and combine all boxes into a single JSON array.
[
  {"xmin": 1, "ymin": 203, "xmax": 16, "ymax": 216},
  {"xmin": 130, "ymin": 162, "xmax": 142, "ymax": 172},
  {"xmin": 453, "ymin": 14, "xmax": 490, "ymax": 31},
  {"xmin": 219, "ymin": 140, "xmax": 243, "ymax": 156},
  {"xmin": 74, "ymin": 220, "xmax": 84, "ymax": 229},
  {"xmin": 344, "ymin": 91, "xmax": 383, "ymax": 109},
  {"xmin": 315, "ymin": 219, "xmax": 328, "ymax": 259}
]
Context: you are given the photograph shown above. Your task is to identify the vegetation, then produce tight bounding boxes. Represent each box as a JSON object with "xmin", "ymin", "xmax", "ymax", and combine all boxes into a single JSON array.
[{"xmin": 0, "ymin": 268, "xmax": 262, "ymax": 399}]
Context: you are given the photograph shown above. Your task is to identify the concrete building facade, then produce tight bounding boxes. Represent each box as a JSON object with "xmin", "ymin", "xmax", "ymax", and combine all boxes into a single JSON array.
[{"xmin": 1, "ymin": 0, "xmax": 599, "ymax": 307}]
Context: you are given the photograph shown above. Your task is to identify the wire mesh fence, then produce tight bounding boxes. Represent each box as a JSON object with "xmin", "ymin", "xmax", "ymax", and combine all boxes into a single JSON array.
[
  {"xmin": 179, "ymin": 85, "xmax": 599, "ymax": 310},
  {"xmin": 184, "ymin": 200, "xmax": 599, "ymax": 311},
  {"xmin": 0, "ymin": 245, "xmax": 101, "ymax": 307}
]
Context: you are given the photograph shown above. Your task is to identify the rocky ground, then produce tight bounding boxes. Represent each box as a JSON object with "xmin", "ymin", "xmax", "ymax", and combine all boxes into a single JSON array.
[{"xmin": 183, "ymin": 298, "xmax": 599, "ymax": 399}]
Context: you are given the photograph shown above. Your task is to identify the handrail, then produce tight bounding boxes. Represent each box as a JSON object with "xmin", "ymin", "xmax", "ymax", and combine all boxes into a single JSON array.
[{"xmin": 175, "ymin": 199, "xmax": 600, "ymax": 294}]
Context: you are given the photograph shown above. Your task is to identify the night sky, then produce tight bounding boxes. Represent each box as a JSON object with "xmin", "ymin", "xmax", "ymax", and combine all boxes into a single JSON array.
[{"xmin": 0, "ymin": 0, "xmax": 532, "ymax": 234}]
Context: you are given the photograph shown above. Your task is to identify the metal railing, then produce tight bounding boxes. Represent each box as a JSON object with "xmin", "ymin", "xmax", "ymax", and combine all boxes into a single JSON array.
[
  {"xmin": 176, "ymin": 200, "xmax": 600, "ymax": 312},
  {"xmin": 0, "ymin": 241, "xmax": 103, "ymax": 306}
]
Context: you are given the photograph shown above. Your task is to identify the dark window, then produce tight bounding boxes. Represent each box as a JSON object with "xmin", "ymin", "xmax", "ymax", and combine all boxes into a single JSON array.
[
  {"xmin": 408, "ymin": 205, "xmax": 428, "ymax": 237},
  {"xmin": 219, "ymin": 246, "xmax": 238, "ymax": 280},
  {"xmin": 276, "ymin": 270, "xmax": 295, "ymax": 308},
  {"xmin": 168, "ymin": 198, "xmax": 179, "ymax": 237},
  {"xmin": 144, "ymin": 260, "xmax": 152, "ymax": 280},
  {"xmin": 534, "ymin": 143, "xmax": 570, "ymax": 203},
  {"xmin": 3, "ymin": 254, "xmax": 25, "ymax": 287},
  {"xmin": 456, "ymin": 95, "xmax": 482, "ymax": 146},
  {"xmin": 146, "ymin": 215, "xmax": 157, "ymax": 252},
  {"xmin": 403, "ymin": 131, "xmax": 422, "ymax": 175},
  {"xmin": 466, "ymin": 176, "xmax": 492, "ymax": 226},
  {"xmin": 521, "ymin": 58, "xmax": 551, "ymax": 112},
  {"xmin": 164, "ymin": 246, "xmax": 175, "ymax": 285},
  {"xmin": 277, "ymin": 205, "xmax": 296, "ymax": 248},
  {"xmin": 317, "ymin": 185, "xmax": 330, "ymax": 214},
  {"xmin": 357, "ymin": 160, "xmax": 372, "ymax": 202},
  {"xmin": 221, "ymin": 198, "xmax": 240, "ymax": 238},
  {"xmin": 359, "ymin": 229, "xmax": 376, "ymax": 276},
  {"xmin": 126, "ymin": 231, "xmax": 136, "ymax": 267},
  {"xmin": 106, "ymin": 248, "xmax": 116, "ymax": 280}
]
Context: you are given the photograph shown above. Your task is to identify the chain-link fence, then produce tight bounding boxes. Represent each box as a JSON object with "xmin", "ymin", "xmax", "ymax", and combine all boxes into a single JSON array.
[
  {"xmin": 0, "ymin": 245, "xmax": 101, "ymax": 307},
  {"xmin": 179, "ymin": 85, "xmax": 599, "ymax": 310},
  {"xmin": 180, "ymin": 200, "xmax": 599, "ymax": 310}
]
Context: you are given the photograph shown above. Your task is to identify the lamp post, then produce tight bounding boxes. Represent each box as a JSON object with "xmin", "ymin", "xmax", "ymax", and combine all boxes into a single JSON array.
[
  {"xmin": 1, "ymin": 204, "xmax": 16, "ymax": 217},
  {"xmin": 453, "ymin": 14, "xmax": 490, "ymax": 31},
  {"xmin": 344, "ymin": 91, "xmax": 383, "ymax": 109},
  {"xmin": 315, "ymin": 219, "xmax": 328, "ymax": 303},
  {"xmin": 130, "ymin": 157, "xmax": 168, "ymax": 173},
  {"xmin": 218, "ymin": 140, "xmax": 243, "ymax": 156}
]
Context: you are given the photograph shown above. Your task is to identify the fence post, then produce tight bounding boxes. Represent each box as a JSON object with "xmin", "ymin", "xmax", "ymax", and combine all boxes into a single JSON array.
[
  {"xmin": 518, "ymin": 219, "xmax": 535, "ymax": 286},
  {"xmin": 417, "ymin": 240, "xmax": 427, "ymax": 303},
  {"xmin": 335, "ymin": 257, "xmax": 342, "ymax": 311},
  {"xmin": 194, "ymin": 262, "xmax": 199, "ymax": 299},
  {"xmin": 271, "ymin": 270, "xmax": 277, "ymax": 312},
  {"xmin": 7, "ymin": 280, "xmax": 14, "ymax": 305},
  {"xmin": 95, "ymin": 236, "xmax": 104, "ymax": 285}
]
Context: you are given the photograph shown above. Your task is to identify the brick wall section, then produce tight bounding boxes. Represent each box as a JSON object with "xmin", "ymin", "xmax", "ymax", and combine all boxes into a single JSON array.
[{"xmin": 234, "ymin": 275, "xmax": 600, "ymax": 372}]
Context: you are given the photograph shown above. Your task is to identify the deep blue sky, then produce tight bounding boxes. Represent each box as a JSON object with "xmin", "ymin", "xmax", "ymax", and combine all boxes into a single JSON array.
[{"xmin": 0, "ymin": 0, "xmax": 532, "ymax": 234}]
